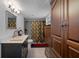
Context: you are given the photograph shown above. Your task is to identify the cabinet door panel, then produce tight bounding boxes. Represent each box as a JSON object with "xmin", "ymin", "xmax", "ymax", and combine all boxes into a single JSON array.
[
  {"xmin": 53, "ymin": 38, "xmax": 61, "ymax": 57},
  {"xmin": 67, "ymin": 40, "xmax": 79, "ymax": 58},
  {"xmin": 69, "ymin": 0, "xmax": 79, "ymax": 42},
  {"xmin": 44, "ymin": 26, "xmax": 51, "ymax": 46},
  {"xmin": 51, "ymin": 0, "xmax": 64, "ymax": 57},
  {"xmin": 52, "ymin": 0, "xmax": 61, "ymax": 36},
  {"xmin": 68, "ymin": 47, "xmax": 79, "ymax": 58},
  {"xmin": 68, "ymin": 0, "xmax": 79, "ymax": 57}
]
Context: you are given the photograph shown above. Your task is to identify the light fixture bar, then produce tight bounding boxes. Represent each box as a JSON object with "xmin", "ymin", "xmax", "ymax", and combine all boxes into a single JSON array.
[{"xmin": 8, "ymin": 0, "xmax": 21, "ymax": 14}]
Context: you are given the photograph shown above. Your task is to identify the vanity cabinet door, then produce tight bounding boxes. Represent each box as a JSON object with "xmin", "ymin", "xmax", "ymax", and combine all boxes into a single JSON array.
[
  {"xmin": 1, "ymin": 44, "xmax": 22, "ymax": 58},
  {"xmin": 1, "ymin": 43, "xmax": 28, "ymax": 58}
]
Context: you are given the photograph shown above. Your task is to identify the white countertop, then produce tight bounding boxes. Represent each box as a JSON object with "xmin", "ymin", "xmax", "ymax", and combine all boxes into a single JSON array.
[{"xmin": 0, "ymin": 35, "xmax": 28, "ymax": 44}]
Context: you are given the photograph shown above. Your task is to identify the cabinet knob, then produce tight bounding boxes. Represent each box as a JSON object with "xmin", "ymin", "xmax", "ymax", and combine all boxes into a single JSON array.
[{"xmin": 61, "ymin": 24, "xmax": 68, "ymax": 27}]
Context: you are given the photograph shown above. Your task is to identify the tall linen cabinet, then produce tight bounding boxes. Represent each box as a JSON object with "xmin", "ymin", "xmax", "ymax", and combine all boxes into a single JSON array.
[{"xmin": 46, "ymin": 0, "xmax": 79, "ymax": 58}]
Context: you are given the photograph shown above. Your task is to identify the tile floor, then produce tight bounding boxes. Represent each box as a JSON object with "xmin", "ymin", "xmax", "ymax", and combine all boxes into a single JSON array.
[{"xmin": 27, "ymin": 43, "xmax": 47, "ymax": 58}]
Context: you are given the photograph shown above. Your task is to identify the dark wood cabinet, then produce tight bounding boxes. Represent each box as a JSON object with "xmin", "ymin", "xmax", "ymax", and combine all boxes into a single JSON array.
[
  {"xmin": 51, "ymin": 0, "xmax": 65, "ymax": 57},
  {"xmin": 46, "ymin": 0, "xmax": 79, "ymax": 58},
  {"xmin": 1, "ymin": 40, "xmax": 28, "ymax": 58},
  {"xmin": 44, "ymin": 25, "xmax": 51, "ymax": 46},
  {"xmin": 44, "ymin": 25, "xmax": 52, "ymax": 57}
]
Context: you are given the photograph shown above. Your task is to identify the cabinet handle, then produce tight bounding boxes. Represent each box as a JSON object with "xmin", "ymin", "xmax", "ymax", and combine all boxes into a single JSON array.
[
  {"xmin": 61, "ymin": 20, "xmax": 68, "ymax": 27},
  {"xmin": 61, "ymin": 24, "xmax": 68, "ymax": 27}
]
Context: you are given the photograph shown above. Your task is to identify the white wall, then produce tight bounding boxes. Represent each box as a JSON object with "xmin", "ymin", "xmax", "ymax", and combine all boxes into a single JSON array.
[
  {"xmin": 17, "ymin": 14, "xmax": 24, "ymax": 32},
  {"xmin": 0, "ymin": 7, "xmax": 6, "ymax": 58},
  {"xmin": 0, "ymin": 8, "xmax": 6, "ymax": 34},
  {"xmin": 24, "ymin": 21, "xmax": 32, "ymax": 39}
]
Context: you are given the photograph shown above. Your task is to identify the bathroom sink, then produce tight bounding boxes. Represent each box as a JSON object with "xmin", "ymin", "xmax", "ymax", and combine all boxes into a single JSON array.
[
  {"xmin": 10, "ymin": 36, "xmax": 23, "ymax": 41},
  {"xmin": 10, "ymin": 39, "xmax": 23, "ymax": 41}
]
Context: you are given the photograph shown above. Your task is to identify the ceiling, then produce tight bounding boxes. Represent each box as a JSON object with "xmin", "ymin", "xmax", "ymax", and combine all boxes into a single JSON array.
[
  {"xmin": 2, "ymin": 0, "xmax": 51, "ymax": 19},
  {"xmin": 16, "ymin": 0, "xmax": 51, "ymax": 19}
]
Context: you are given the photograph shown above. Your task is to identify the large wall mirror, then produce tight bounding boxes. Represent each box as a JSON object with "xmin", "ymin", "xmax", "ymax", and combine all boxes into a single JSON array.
[{"xmin": 6, "ymin": 11, "xmax": 16, "ymax": 29}]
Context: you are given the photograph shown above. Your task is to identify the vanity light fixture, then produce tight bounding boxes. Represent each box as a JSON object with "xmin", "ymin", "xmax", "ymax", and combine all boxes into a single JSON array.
[{"xmin": 8, "ymin": 0, "xmax": 21, "ymax": 14}]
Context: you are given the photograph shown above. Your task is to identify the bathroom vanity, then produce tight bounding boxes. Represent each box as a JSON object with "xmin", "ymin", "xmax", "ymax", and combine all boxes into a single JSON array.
[{"xmin": 1, "ymin": 35, "xmax": 28, "ymax": 58}]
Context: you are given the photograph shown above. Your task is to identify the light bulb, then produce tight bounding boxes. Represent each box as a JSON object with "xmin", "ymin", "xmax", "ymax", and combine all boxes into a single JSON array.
[
  {"xmin": 11, "ymin": 6, "xmax": 15, "ymax": 10},
  {"xmin": 14, "ymin": 9, "xmax": 18, "ymax": 12},
  {"xmin": 17, "ymin": 10, "xmax": 21, "ymax": 14}
]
